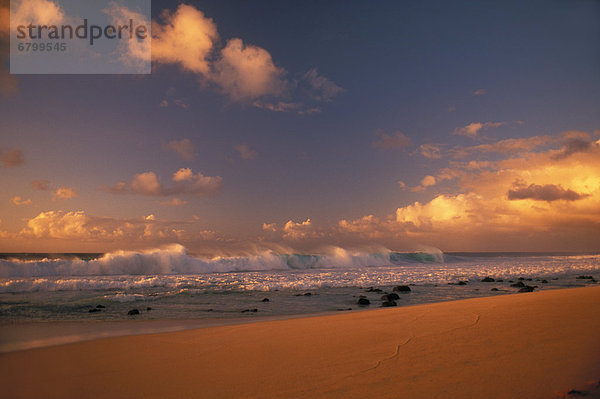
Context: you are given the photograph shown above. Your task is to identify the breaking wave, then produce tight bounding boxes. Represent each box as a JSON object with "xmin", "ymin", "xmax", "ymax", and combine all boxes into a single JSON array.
[{"xmin": 0, "ymin": 244, "xmax": 448, "ymax": 278}]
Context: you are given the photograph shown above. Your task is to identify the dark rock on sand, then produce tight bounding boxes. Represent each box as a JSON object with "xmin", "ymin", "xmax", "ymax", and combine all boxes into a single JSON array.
[
  {"xmin": 357, "ymin": 298, "xmax": 370, "ymax": 306},
  {"xmin": 577, "ymin": 275, "xmax": 594, "ymax": 280},
  {"xmin": 381, "ymin": 301, "xmax": 397, "ymax": 307},
  {"xmin": 518, "ymin": 277, "xmax": 525, "ymax": 281},
  {"xmin": 381, "ymin": 293, "xmax": 400, "ymax": 301},
  {"xmin": 261, "ymin": 298, "xmax": 270, "ymax": 302},
  {"xmin": 127, "ymin": 309, "xmax": 140, "ymax": 315},
  {"xmin": 146, "ymin": 307, "xmax": 152, "ymax": 311},
  {"xmin": 567, "ymin": 389, "xmax": 589, "ymax": 396},
  {"xmin": 393, "ymin": 285, "xmax": 411, "ymax": 292},
  {"xmin": 518, "ymin": 286, "xmax": 535, "ymax": 293},
  {"xmin": 458, "ymin": 281, "xmax": 468, "ymax": 285},
  {"xmin": 337, "ymin": 308, "xmax": 352, "ymax": 311},
  {"xmin": 481, "ymin": 277, "xmax": 495, "ymax": 282},
  {"xmin": 89, "ymin": 308, "xmax": 101, "ymax": 313},
  {"xmin": 242, "ymin": 308, "xmax": 258, "ymax": 313},
  {"xmin": 541, "ymin": 280, "xmax": 548, "ymax": 284},
  {"xmin": 496, "ymin": 279, "xmax": 504, "ymax": 282},
  {"xmin": 96, "ymin": 304, "xmax": 105, "ymax": 309},
  {"xmin": 366, "ymin": 287, "xmax": 382, "ymax": 293},
  {"xmin": 491, "ymin": 288, "xmax": 499, "ymax": 292},
  {"xmin": 510, "ymin": 281, "xmax": 526, "ymax": 288}
]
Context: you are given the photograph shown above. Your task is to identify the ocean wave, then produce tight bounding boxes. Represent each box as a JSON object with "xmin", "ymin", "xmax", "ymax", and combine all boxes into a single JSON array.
[{"xmin": 0, "ymin": 244, "xmax": 449, "ymax": 278}]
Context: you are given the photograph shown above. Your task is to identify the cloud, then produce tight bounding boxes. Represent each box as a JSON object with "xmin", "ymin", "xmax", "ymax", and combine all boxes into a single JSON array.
[
  {"xmin": 1, "ymin": 149, "xmax": 25, "ymax": 167},
  {"xmin": 235, "ymin": 143, "xmax": 258, "ymax": 160},
  {"xmin": 163, "ymin": 138, "xmax": 196, "ymax": 160},
  {"xmin": 451, "ymin": 135, "xmax": 555, "ymax": 157},
  {"xmin": 53, "ymin": 187, "xmax": 77, "ymax": 200},
  {"xmin": 262, "ymin": 222, "xmax": 277, "ymax": 232},
  {"xmin": 302, "ymin": 68, "xmax": 344, "ymax": 102},
  {"xmin": 212, "ymin": 38, "xmax": 287, "ymax": 101},
  {"xmin": 507, "ymin": 182, "xmax": 588, "ymax": 202},
  {"xmin": 31, "ymin": 180, "xmax": 51, "ymax": 190},
  {"xmin": 472, "ymin": 89, "xmax": 486, "ymax": 96},
  {"xmin": 330, "ymin": 129, "xmax": 600, "ymax": 251},
  {"xmin": 9, "ymin": 0, "xmax": 65, "ymax": 27},
  {"xmin": 372, "ymin": 130, "xmax": 411, "ymax": 150},
  {"xmin": 147, "ymin": 4, "xmax": 339, "ymax": 111},
  {"xmin": 103, "ymin": 2, "xmax": 151, "ymax": 72},
  {"xmin": 411, "ymin": 175, "xmax": 437, "ymax": 192},
  {"xmin": 417, "ymin": 143, "xmax": 443, "ymax": 159},
  {"xmin": 152, "ymin": 4, "xmax": 218, "ymax": 75},
  {"xmin": 11, "ymin": 196, "xmax": 32, "ymax": 206},
  {"xmin": 159, "ymin": 197, "xmax": 187, "ymax": 206},
  {"xmin": 283, "ymin": 218, "xmax": 316, "ymax": 240},
  {"xmin": 551, "ymin": 138, "xmax": 597, "ymax": 160},
  {"xmin": 453, "ymin": 122, "xmax": 505, "ymax": 138},
  {"xmin": 19, "ymin": 211, "xmax": 190, "ymax": 242},
  {"xmin": 397, "ymin": 181, "xmax": 407, "ymax": 189},
  {"xmin": 107, "ymin": 168, "xmax": 222, "ymax": 197}
]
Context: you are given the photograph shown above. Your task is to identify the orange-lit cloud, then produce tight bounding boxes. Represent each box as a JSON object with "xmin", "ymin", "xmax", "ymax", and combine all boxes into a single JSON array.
[
  {"xmin": 152, "ymin": 4, "xmax": 218, "ymax": 75},
  {"xmin": 283, "ymin": 218, "xmax": 317, "ymax": 240},
  {"xmin": 105, "ymin": 168, "xmax": 222, "ymax": 197},
  {"xmin": 235, "ymin": 143, "xmax": 258, "ymax": 160},
  {"xmin": 417, "ymin": 143, "xmax": 443, "ymax": 159},
  {"xmin": 212, "ymin": 38, "xmax": 287, "ymax": 101},
  {"xmin": 146, "ymin": 4, "xmax": 341, "ymax": 109},
  {"xmin": 159, "ymin": 197, "xmax": 187, "ymax": 206},
  {"xmin": 453, "ymin": 121, "xmax": 505, "ymax": 138},
  {"xmin": 31, "ymin": 179, "xmax": 50, "ymax": 190},
  {"xmin": 334, "ymin": 132, "xmax": 600, "ymax": 250},
  {"xmin": 262, "ymin": 222, "xmax": 277, "ymax": 232},
  {"xmin": 163, "ymin": 138, "xmax": 196, "ymax": 160},
  {"xmin": 411, "ymin": 175, "xmax": 437, "ymax": 192},
  {"xmin": 1, "ymin": 149, "xmax": 25, "ymax": 167},
  {"xmin": 11, "ymin": 196, "xmax": 32, "ymax": 206},
  {"xmin": 53, "ymin": 187, "xmax": 77, "ymax": 200}
]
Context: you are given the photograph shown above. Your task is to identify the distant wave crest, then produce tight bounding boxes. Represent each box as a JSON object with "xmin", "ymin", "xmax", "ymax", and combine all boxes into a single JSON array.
[{"xmin": 0, "ymin": 244, "xmax": 448, "ymax": 277}]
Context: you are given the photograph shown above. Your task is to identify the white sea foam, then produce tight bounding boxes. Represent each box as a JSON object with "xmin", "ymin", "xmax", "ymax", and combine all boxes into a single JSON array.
[{"xmin": 0, "ymin": 245, "xmax": 598, "ymax": 294}]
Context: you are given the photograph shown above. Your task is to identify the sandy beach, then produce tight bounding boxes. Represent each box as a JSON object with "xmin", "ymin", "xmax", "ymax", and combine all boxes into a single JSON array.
[{"xmin": 1, "ymin": 286, "xmax": 599, "ymax": 399}]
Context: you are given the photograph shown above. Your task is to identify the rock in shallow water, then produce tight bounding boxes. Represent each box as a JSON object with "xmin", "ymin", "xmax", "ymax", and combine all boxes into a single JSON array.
[
  {"xmin": 357, "ymin": 298, "xmax": 370, "ymax": 306},
  {"xmin": 381, "ymin": 301, "xmax": 397, "ymax": 307},
  {"xmin": 127, "ymin": 309, "xmax": 140, "ymax": 315},
  {"xmin": 393, "ymin": 285, "xmax": 411, "ymax": 292}
]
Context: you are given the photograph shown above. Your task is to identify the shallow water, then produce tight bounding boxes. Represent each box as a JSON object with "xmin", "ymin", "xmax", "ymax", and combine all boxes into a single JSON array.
[{"xmin": 0, "ymin": 248, "xmax": 598, "ymax": 322}]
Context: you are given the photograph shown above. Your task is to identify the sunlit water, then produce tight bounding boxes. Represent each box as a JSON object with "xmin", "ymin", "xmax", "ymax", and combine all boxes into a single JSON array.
[{"xmin": 1, "ymin": 246, "xmax": 598, "ymax": 322}]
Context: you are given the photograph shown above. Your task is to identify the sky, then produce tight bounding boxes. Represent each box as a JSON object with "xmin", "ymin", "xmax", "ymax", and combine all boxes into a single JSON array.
[{"xmin": 1, "ymin": 0, "xmax": 600, "ymax": 254}]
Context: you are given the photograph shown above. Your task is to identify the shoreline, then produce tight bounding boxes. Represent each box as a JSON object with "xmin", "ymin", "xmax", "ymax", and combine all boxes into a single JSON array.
[
  {"xmin": 0, "ymin": 284, "xmax": 596, "ymax": 353},
  {"xmin": 1, "ymin": 286, "xmax": 599, "ymax": 398}
]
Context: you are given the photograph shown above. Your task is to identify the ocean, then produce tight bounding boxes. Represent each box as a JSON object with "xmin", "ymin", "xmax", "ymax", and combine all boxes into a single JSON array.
[{"xmin": 1, "ymin": 244, "xmax": 599, "ymax": 323}]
